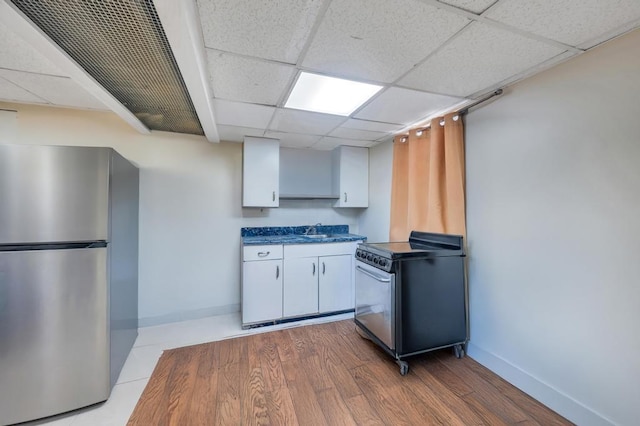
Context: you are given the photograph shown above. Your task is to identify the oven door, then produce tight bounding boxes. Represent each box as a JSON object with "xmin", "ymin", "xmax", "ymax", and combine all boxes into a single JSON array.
[{"xmin": 355, "ymin": 260, "xmax": 396, "ymax": 351}]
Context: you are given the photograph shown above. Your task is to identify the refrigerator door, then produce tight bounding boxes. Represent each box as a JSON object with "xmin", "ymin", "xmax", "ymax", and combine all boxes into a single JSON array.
[
  {"xmin": 0, "ymin": 145, "xmax": 110, "ymax": 244},
  {"xmin": 0, "ymin": 247, "xmax": 109, "ymax": 425}
]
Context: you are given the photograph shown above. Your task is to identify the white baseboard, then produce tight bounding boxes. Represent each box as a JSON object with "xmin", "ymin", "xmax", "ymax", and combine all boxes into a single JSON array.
[
  {"xmin": 138, "ymin": 303, "xmax": 240, "ymax": 327},
  {"xmin": 467, "ymin": 343, "xmax": 614, "ymax": 426}
]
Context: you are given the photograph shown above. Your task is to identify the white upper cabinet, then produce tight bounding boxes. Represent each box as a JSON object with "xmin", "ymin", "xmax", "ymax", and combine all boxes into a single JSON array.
[
  {"xmin": 243, "ymin": 137, "xmax": 279, "ymax": 207},
  {"xmin": 332, "ymin": 146, "xmax": 369, "ymax": 208}
]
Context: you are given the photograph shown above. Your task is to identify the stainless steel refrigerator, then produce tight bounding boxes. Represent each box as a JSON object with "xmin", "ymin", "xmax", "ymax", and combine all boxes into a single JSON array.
[{"xmin": 0, "ymin": 145, "xmax": 139, "ymax": 425}]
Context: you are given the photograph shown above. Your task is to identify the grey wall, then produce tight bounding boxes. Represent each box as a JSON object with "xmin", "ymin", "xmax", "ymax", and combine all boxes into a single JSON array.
[
  {"xmin": 358, "ymin": 140, "xmax": 392, "ymax": 242},
  {"xmin": 0, "ymin": 103, "xmax": 363, "ymax": 327},
  {"xmin": 279, "ymin": 147, "xmax": 333, "ymax": 196},
  {"xmin": 465, "ymin": 29, "xmax": 640, "ymax": 425}
]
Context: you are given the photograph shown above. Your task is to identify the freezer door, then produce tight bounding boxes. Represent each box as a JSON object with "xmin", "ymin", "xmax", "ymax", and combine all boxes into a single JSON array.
[
  {"xmin": 0, "ymin": 145, "xmax": 110, "ymax": 244},
  {"xmin": 0, "ymin": 247, "xmax": 109, "ymax": 425}
]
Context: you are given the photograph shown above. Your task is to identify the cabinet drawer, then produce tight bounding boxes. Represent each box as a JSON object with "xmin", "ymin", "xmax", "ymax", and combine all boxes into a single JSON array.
[
  {"xmin": 243, "ymin": 245, "xmax": 283, "ymax": 261},
  {"xmin": 284, "ymin": 242, "xmax": 359, "ymax": 258}
]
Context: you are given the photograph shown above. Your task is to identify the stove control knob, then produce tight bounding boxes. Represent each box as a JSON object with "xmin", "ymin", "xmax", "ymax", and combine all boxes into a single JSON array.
[
  {"xmin": 379, "ymin": 259, "xmax": 386, "ymax": 267},
  {"xmin": 366, "ymin": 254, "xmax": 372, "ymax": 261},
  {"xmin": 373, "ymin": 257, "xmax": 379, "ymax": 264}
]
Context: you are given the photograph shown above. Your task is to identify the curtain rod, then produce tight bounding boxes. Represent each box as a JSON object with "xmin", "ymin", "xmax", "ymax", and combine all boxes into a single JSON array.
[
  {"xmin": 398, "ymin": 88, "xmax": 504, "ymax": 140},
  {"xmin": 458, "ymin": 88, "xmax": 503, "ymax": 116}
]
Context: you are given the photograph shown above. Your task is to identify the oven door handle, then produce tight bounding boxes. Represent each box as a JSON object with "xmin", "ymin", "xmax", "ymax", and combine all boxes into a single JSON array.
[{"xmin": 356, "ymin": 265, "xmax": 391, "ymax": 282}]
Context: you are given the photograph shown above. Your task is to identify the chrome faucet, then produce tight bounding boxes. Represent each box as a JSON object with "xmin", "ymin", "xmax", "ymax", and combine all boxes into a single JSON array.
[{"xmin": 304, "ymin": 222, "xmax": 322, "ymax": 235}]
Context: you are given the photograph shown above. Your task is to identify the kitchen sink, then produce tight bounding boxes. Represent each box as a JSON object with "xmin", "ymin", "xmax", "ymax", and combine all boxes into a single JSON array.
[{"xmin": 303, "ymin": 234, "xmax": 329, "ymax": 239}]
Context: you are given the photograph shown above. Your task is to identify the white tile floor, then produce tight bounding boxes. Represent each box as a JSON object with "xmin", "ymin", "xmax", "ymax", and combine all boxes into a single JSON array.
[{"xmin": 29, "ymin": 312, "xmax": 353, "ymax": 426}]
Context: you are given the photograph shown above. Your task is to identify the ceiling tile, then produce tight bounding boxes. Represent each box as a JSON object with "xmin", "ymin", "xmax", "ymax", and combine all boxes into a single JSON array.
[
  {"xmin": 312, "ymin": 136, "xmax": 371, "ymax": 151},
  {"xmin": 269, "ymin": 108, "xmax": 345, "ymax": 135},
  {"xmin": 302, "ymin": 0, "xmax": 469, "ymax": 83},
  {"xmin": 0, "ymin": 75, "xmax": 47, "ymax": 104},
  {"xmin": 354, "ymin": 87, "xmax": 466, "ymax": 125},
  {"xmin": 329, "ymin": 126, "xmax": 387, "ymax": 141},
  {"xmin": 217, "ymin": 124, "xmax": 265, "ymax": 143},
  {"xmin": 206, "ymin": 50, "xmax": 295, "ymax": 105},
  {"xmin": 0, "ymin": 25, "xmax": 63, "ymax": 75},
  {"xmin": 485, "ymin": 0, "xmax": 640, "ymax": 47},
  {"xmin": 0, "ymin": 70, "xmax": 106, "ymax": 110},
  {"xmin": 342, "ymin": 118, "xmax": 403, "ymax": 133},
  {"xmin": 438, "ymin": 0, "xmax": 498, "ymax": 14},
  {"xmin": 213, "ymin": 99, "xmax": 276, "ymax": 128},
  {"xmin": 264, "ymin": 131, "xmax": 322, "ymax": 148},
  {"xmin": 197, "ymin": 0, "xmax": 325, "ymax": 63},
  {"xmin": 398, "ymin": 22, "xmax": 565, "ymax": 97}
]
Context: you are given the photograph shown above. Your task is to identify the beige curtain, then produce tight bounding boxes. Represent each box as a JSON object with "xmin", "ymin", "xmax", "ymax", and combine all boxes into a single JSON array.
[{"xmin": 389, "ymin": 113, "xmax": 466, "ymax": 240}]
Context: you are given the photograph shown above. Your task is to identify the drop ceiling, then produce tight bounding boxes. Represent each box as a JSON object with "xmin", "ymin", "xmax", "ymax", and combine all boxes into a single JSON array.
[{"xmin": 0, "ymin": 0, "xmax": 639, "ymax": 150}]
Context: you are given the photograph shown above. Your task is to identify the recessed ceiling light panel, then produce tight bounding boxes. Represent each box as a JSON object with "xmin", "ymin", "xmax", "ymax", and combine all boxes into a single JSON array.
[{"xmin": 285, "ymin": 72, "xmax": 382, "ymax": 116}]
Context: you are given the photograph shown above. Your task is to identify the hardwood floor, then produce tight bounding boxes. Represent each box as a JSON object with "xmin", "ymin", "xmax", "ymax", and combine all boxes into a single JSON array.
[{"xmin": 128, "ymin": 320, "xmax": 572, "ymax": 425}]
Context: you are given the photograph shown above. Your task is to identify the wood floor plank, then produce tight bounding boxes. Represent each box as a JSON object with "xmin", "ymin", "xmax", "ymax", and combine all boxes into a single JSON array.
[
  {"xmin": 462, "ymin": 392, "xmax": 512, "ymax": 426},
  {"xmin": 127, "ymin": 349, "xmax": 176, "ymax": 425},
  {"xmin": 265, "ymin": 387, "xmax": 299, "ymax": 425},
  {"xmin": 215, "ymin": 361, "xmax": 241, "ymax": 425},
  {"xmin": 323, "ymin": 348, "xmax": 363, "ymax": 399},
  {"xmin": 316, "ymin": 387, "xmax": 358, "ymax": 426},
  {"xmin": 436, "ymin": 352, "xmax": 533, "ymax": 424},
  {"xmin": 323, "ymin": 331, "xmax": 368, "ymax": 369},
  {"xmin": 344, "ymin": 394, "xmax": 385, "ymax": 426},
  {"xmin": 420, "ymin": 352, "xmax": 475, "ymax": 397},
  {"xmin": 186, "ymin": 343, "xmax": 219, "ymax": 424},
  {"xmin": 287, "ymin": 325, "xmax": 318, "ymax": 359},
  {"xmin": 340, "ymin": 331, "xmax": 380, "ymax": 363},
  {"xmin": 462, "ymin": 356, "xmax": 571, "ymax": 425},
  {"xmin": 305, "ymin": 354, "xmax": 335, "ymax": 392},
  {"xmin": 412, "ymin": 360, "xmax": 485, "ymax": 426},
  {"xmin": 165, "ymin": 345, "xmax": 201, "ymax": 425},
  {"xmin": 398, "ymin": 366, "xmax": 467, "ymax": 426},
  {"xmin": 352, "ymin": 364, "xmax": 424, "ymax": 425},
  {"xmin": 242, "ymin": 337, "xmax": 270, "ymax": 425},
  {"xmin": 129, "ymin": 320, "xmax": 572, "ymax": 425},
  {"xmin": 281, "ymin": 359, "xmax": 329, "ymax": 425},
  {"xmin": 276, "ymin": 327, "xmax": 298, "ymax": 363},
  {"xmin": 256, "ymin": 332, "xmax": 287, "ymax": 391}
]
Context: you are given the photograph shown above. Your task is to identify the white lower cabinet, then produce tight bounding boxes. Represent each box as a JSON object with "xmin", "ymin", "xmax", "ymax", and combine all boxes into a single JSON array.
[
  {"xmin": 319, "ymin": 255, "xmax": 353, "ymax": 312},
  {"xmin": 242, "ymin": 245, "xmax": 283, "ymax": 325},
  {"xmin": 243, "ymin": 241, "xmax": 362, "ymax": 326},
  {"xmin": 283, "ymin": 257, "xmax": 319, "ymax": 317},
  {"xmin": 283, "ymin": 254, "xmax": 353, "ymax": 318}
]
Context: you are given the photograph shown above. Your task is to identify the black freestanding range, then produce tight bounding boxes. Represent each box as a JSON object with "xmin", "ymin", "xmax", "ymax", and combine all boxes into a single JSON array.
[{"xmin": 354, "ymin": 231, "xmax": 467, "ymax": 375}]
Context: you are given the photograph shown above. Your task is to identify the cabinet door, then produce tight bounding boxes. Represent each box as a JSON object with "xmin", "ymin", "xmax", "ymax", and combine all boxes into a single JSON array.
[
  {"xmin": 242, "ymin": 259, "xmax": 283, "ymax": 324},
  {"xmin": 319, "ymin": 254, "xmax": 354, "ymax": 312},
  {"xmin": 333, "ymin": 146, "xmax": 368, "ymax": 208},
  {"xmin": 283, "ymin": 257, "xmax": 319, "ymax": 317},
  {"xmin": 243, "ymin": 137, "xmax": 279, "ymax": 207}
]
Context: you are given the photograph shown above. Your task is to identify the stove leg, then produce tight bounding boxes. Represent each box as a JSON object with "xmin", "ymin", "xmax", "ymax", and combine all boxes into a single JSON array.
[
  {"xmin": 454, "ymin": 344, "xmax": 465, "ymax": 359},
  {"xmin": 397, "ymin": 359, "xmax": 409, "ymax": 376}
]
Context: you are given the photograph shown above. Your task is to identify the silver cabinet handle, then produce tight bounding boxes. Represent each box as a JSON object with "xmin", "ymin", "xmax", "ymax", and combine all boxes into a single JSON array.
[
  {"xmin": 313, "ymin": 262, "xmax": 316, "ymax": 276},
  {"xmin": 322, "ymin": 262, "xmax": 325, "ymax": 275},
  {"xmin": 258, "ymin": 251, "xmax": 270, "ymax": 257},
  {"xmin": 344, "ymin": 192, "xmax": 348, "ymax": 202},
  {"xmin": 276, "ymin": 265, "xmax": 279, "ymax": 279},
  {"xmin": 272, "ymin": 191, "xmax": 276, "ymax": 201}
]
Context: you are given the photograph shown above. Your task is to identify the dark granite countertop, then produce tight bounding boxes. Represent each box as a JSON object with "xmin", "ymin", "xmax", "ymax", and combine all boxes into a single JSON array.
[{"xmin": 241, "ymin": 225, "xmax": 366, "ymax": 246}]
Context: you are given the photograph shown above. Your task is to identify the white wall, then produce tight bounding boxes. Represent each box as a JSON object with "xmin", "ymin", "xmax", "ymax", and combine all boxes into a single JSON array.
[
  {"xmin": 0, "ymin": 103, "xmax": 362, "ymax": 325},
  {"xmin": 465, "ymin": 30, "xmax": 640, "ymax": 426},
  {"xmin": 358, "ymin": 140, "xmax": 392, "ymax": 242}
]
